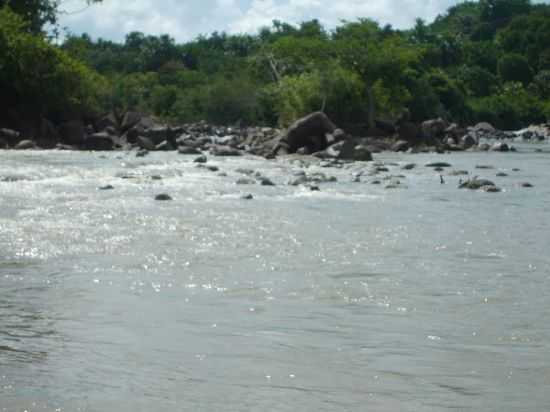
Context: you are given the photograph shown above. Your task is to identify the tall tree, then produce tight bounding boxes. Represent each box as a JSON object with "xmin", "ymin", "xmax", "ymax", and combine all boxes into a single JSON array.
[{"xmin": 0, "ymin": 0, "xmax": 101, "ymax": 33}]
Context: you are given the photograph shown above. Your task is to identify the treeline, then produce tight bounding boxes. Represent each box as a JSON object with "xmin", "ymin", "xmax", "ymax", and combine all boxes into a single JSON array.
[{"xmin": 2, "ymin": 0, "xmax": 550, "ymax": 131}]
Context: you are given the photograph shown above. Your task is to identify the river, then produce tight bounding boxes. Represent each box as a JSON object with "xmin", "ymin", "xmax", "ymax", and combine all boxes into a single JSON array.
[{"xmin": 1, "ymin": 145, "xmax": 549, "ymax": 411}]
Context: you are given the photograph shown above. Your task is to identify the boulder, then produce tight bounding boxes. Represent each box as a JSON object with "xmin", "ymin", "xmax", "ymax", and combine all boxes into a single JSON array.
[
  {"xmin": 194, "ymin": 155, "xmax": 207, "ymax": 163},
  {"xmin": 397, "ymin": 121, "xmax": 420, "ymax": 143},
  {"xmin": 85, "ymin": 132, "xmax": 114, "ymax": 151},
  {"xmin": 36, "ymin": 118, "xmax": 60, "ymax": 148},
  {"xmin": 142, "ymin": 126, "xmax": 166, "ymax": 144},
  {"xmin": 59, "ymin": 120, "xmax": 86, "ymax": 145},
  {"xmin": 392, "ymin": 140, "xmax": 409, "ymax": 152},
  {"xmin": 136, "ymin": 136, "xmax": 155, "ymax": 151},
  {"xmin": 276, "ymin": 112, "xmax": 342, "ymax": 154},
  {"xmin": 349, "ymin": 145, "xmax": 373, "ymax": 161},
  {"xmin": 490, "ymin": 142, "xmax": 510, "ymax": 152},
  {"xmin": 421, "ymin": 118, "xmax": 448, "ymax": 140},
  {"xmin": 460, "ymin": 134, "xmax": 477, "ymax": 149},
  {"xmin": 0, "ymin": 128, "xmax": 20, "ymax": 145},
  {"xmin": 472, "ymin": 122, "xmax": 495, "ymax": 134},
  {"xmin": 121, "ymin": 111, "xmax": 142, "ymax": 132},
  {"xmin": 95, "ymin": 113, "xmax": 118, "ymax": 132},
  {"xmin": 14, "ymin": 140, "xmax": 35, "ymax": 150}
]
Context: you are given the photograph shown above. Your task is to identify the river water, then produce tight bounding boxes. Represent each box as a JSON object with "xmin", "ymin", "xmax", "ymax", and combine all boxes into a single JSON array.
[{"xmin": 1, "ymin": 145, "xmax": 549, "ymax": 411}]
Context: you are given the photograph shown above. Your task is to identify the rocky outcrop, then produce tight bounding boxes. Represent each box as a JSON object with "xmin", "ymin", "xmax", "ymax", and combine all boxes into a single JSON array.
[
  {"xmin": 274, "ymin": 112, "xmax": 345, "ymax": 155},
  {"xmin": 59, "ymin": 120, "xmax": 86, "ymax": 145},
  {"xmin": 85, "ymin": 133, "xmax": 114, "ymax": 151}
]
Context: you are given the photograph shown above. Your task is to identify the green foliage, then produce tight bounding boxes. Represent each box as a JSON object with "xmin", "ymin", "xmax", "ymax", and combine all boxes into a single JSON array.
[
  {"xmin": 0, "ymin": 7, "xmax": 107, "ymax": 120},
  {"xmin": 3, "ymin": 0, "xmax": 549, "ymax": 131},
  {"xmin": 0, "ymin": 0, "xmax": 102, "ymax": 33},
  {"xmin": 469, "ymin": 82, "xmax": 545, "ymax": 129},
  {"xmin": 496, "ymin": 11, "xmax": 550, "ymax": 69},
  {"xmin": 266, "ymin": 64, "xmax": 365, "ymax": 127},
  {"xmin": 457, "ymin": 65, "xmax": 499, "ymax": 96},
  {"xmin": 480, "ymin": 0, "xmax": 531, "ymax": 23},
  {"xmin": 498, "ymin": 53, "xmax": 533, "ymax": 85}
]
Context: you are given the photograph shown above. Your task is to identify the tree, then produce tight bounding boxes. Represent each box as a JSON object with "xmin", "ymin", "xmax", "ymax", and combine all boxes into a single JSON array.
[
  {"xmin": 0, "ymin": 0, "xmax": 102, "ymax": 33},
  {"xmin": 480, "ymin": 0, "xmax": 531, "ymax": 24},
  {"xmin": 498, "ymin": 53, "xmax": 533, "ymax": 85}
]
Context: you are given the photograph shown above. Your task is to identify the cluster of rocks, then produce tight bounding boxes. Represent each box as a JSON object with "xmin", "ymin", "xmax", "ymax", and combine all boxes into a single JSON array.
[
  {"xmin": 1, "ymin": 110, "xmax": 547, "ymax": 160},
  {"xmin": 0, "ymin": 112, "xmax": 283, "ymax": 157},
  {"xmin": 391, "ymin": 117, "xmax": 550, "ymax": 153}
]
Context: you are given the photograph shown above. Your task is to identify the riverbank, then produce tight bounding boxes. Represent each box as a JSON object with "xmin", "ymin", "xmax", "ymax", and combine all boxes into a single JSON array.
[{"xmin": 1, "ymin": 112, "xmax": 549, "ymax": 161}]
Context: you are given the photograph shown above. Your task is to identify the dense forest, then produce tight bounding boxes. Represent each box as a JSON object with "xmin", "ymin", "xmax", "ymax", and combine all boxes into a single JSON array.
[{"xmin": 1, "ymin": 0, "xmax": 550, "ymax": 132}]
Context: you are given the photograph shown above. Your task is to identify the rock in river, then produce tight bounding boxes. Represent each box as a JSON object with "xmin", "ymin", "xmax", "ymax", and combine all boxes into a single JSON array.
[{"xmin": 155, "ymin": 194, "xmax": 173, "ymax": 201}]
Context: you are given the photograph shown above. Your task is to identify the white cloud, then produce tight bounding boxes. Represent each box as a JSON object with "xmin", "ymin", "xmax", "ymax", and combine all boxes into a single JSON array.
[{"xmin": 57, "ymin": 0, "xmax": 547, "ymax": 42}]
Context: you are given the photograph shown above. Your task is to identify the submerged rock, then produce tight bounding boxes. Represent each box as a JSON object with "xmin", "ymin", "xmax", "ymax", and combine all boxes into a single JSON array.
[
  {"xmin": 236, "ymin": 177, "xmax": 255, "ymax": 185},
  {"xmin": 193, "ymin": 155, "xmax": 207, "ymax": 163},
  {"xmin": 459, "ymin": 177, "xmax": 496, "ymax": 190},
  {"xmin": 448, "ymin": 170, "xmax": 469, "ymax": 176},
  {"xmin": 259, "ymin": 177, "xmax": 276, "ymax": 186},
  {"xmin": 241, "ymin": 193, "xmax": 254, "ymax": 200},
  {"xmin": 98, "ymin": 185, "xmax": 114, "ymax": 190},
  {"xmin": 155, "ymin": 194, "xmax": 173, "ymax": 201},
  {"xmin": 425, "ymin": 162, "xmax": 451, "ymax": 168}
]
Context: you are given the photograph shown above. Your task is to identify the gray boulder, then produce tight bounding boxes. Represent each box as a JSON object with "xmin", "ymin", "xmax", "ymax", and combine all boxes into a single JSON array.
[
  {"xmin": 421, "ymin": 118, "xmax": 448, "ymax": 140},
  {"xmin": 490, "ymin": 142, "xmax": 510, "ymax": 152},
  {"xmin": 392, "ymin": 140, "xmax": 409, "ymax": 152},
  {"xmin": 14, "ymin": 140, "xmax": 35, "ymax": 150},
  {"xmin": 59, "ymin": 120, "xmax": 86, "ymax": 145},
  {"xmin": 136, "ymin": 136, "xmax": 155, "ymax": 151},
  {"xmin": 121, "ymin": 111, "xmax": 142, "ymax": 132},
  {"xmin": 0, "ymin": 128, "xmax": 20, "ymax": 145},
  {"xmin": 460, "ymin": 134, "xmax": 477, "ymax": 149},
  {"xmin": 275, "ymin": 112, "xmax": 343, "ymax": 154},
  {"xmin": 85, "ymin": 132, "xmax": 114, "ymax": 151}
]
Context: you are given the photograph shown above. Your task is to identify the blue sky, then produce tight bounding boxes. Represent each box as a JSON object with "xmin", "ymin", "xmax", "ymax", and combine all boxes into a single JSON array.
[{"xmin": 56, "ymin": 0, "xmax": 543, "ymax": 42}]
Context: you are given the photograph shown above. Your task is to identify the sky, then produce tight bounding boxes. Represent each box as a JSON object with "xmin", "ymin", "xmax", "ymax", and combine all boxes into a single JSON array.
[{"xmin": 56, "ymin": 0, "xmax": 538, "ymax": 42}]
